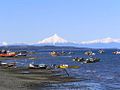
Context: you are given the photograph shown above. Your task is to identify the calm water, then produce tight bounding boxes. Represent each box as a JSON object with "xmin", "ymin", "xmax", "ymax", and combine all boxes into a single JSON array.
[{"xmin": 2, "ymin": 46, "xmax": 120, "ymax": 90}]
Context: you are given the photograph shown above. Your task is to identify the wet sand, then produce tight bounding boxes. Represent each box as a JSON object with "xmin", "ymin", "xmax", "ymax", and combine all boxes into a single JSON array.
[{"xmin": 0, "ymin": 67, "xmax": 79, "ymax": 90}]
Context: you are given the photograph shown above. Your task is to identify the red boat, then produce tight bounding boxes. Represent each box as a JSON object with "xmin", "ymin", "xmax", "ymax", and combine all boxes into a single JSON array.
[{"xmin": 0, "ymin": 52, "xmax": 16, "ymax": 57}]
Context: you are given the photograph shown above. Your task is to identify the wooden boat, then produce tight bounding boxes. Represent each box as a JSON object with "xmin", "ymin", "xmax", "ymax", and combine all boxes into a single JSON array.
[
  {"xmin": 84, "ymin": 58, "xmax": 100, "ymax": 63},
  {"xmin": 0, "ymin": 62, "xmax": 16, "ymax": 68},
  {"xmin": 16, "ymin": 50, "xmax": 28, "ymax": 56},
  {"xmin": 50, "ymin": 51, "xmax": 71, "ymax": 56},
  {"xmin": 84, "ymin": 51, "xmax": 95, "ymax": 56},
  {"xmin": 50, "ymin": 51, "xmax": 60, "ymax": 56},
  {"xmin": 112, "ymin": 51, "xmax": 120, "ymax": 54},
  {"xmin": 57, "ymin": 64, "xmax": 80, "ymax": 69},
  {"xmin": 58, "ymin": 64, "xmax": 69, "ymax": 69},
  {"xmin": 16, "ymin": 53, "xmax": 27, "ymax": 56},
  {"xmin": 0, "ymin": 52, "xmax": 16, "ymax": 57},
  {"xmin": 73, "ymin": 57, "xmax": 85, "ymax": 62},
  {"xmin": 98, "ymin": 49, "xmax": 105, "ymax": 54},
  {"xmin": 28, "ymin": 64, "xmax": 47, "ymax": 69}
]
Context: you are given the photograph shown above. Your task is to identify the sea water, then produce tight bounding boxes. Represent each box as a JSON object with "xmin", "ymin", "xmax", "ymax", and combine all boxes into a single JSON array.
[{"xmin": 2, "ymin": 47, "xmax": 120, "ymax": 90}]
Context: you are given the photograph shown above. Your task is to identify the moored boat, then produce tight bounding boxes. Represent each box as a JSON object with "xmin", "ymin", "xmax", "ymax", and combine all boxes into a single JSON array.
[
  {"xmin": 0, "ymin": 62, "xmax": 16, "ymax": 68},
  {"xmin": 0, "ymin": 50, "xmax": 16, "ymax": 57},
  {"xmin": 84, "ymin": 51, "xmax": 95, "ymax": 56},
  {"xmin": 16, "ymin": 50, "xmax": 28, "ymax": 56},
  {"xmin": 84, "ymin": 57, "xmax": 100, "ymax": 63},
  {"xmin": 50, "ymin": 51, "xmax": 60, "ymax": 56},
  {"xmin": 28, "ymin": 64, "xmax": 47, "ymax": 69},
  {"xmin": 57, "ymin": 64, "xmax": 80, "ymax": 69},
  {"xmin": 112, "ymin": 51, "xmax": 120, "ymax": 54},
  {"xmin": 98, "ymin": 49, "xmax": 105, "ymax": 54},
  {"xmin": 73, "ymin": 57, "xmax": 85, "ymax": 62}
]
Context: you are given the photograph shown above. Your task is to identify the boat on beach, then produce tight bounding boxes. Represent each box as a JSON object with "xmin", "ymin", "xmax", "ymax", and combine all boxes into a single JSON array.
[
  {"xmin": 0, "ymin": 62, "xmax": 16, "ymax": 68},
  {"xmin": 28, "ymin": 64, "xmax": 47, "ymax": 69}
]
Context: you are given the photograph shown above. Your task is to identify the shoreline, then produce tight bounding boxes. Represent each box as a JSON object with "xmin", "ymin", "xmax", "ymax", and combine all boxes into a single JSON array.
[{"xmin": 0, "ymin": 67, "xmax": 80, "ymax": 90}]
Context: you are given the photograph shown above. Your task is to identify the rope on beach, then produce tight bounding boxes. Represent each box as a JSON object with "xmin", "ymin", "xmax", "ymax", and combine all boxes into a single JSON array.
[{"xmin": 63, "ymin": 69, "xmax": 69, "ymax": 77}]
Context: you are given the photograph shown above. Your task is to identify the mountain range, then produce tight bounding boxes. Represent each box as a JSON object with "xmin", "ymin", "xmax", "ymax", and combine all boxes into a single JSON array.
[{"xmin": 0, "ymin": 34, "xmax": 120, "ymax": 48}]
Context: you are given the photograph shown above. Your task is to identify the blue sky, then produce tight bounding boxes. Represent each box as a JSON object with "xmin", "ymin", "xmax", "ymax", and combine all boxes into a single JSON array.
[{"xmin": 0, "ymin": 0, "xmax": 120, "ymax": 43}]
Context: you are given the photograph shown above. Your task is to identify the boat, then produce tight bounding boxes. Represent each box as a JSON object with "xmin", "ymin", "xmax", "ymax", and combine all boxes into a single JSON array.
[
  {"xmin": 0, "ymin": 62, "xmax": 16, "ymax": 68},
  {"xmin": 50, "ymin": 50, "xmax": 72, "ymax": 56},
  {"xmin": 73, "ymin": 57, "xmax": 85, "ymax": 62},
  {"xmin": 16, "ymin": 50, "xmax": 28, "ymax": 56},
  {"xmin": 0, "ymin": 50, "xmax": 16, "ymax": 57},
  {"xmin": 57, "ymin": 64, "xmax": 69, "ymax": 69},
  {"xmin": 112, "ymin": 51, "xmax": 120, "ymax": 54},
  {"xmin": 7, "ymin": 62, "xmax": 16, "ymax": 67},
  {"xmin": 68, "ymin": 52, "xmax": 74, "ymax": 55},
  {"xmin": 98, "ymin": 49, "xmax": 105, "ymax": 54},
  {"xmin": 57, "ymin": 64, "xmax": 80, "ymax": 69},
  {"xmin": 84, "ymin": 57, "xmax": 100, "ymax": 63},
  {"xmin": 28, "ymin": 64, "xmax": 47, "ymax": 69},
  {"xmin": 61, "ymin": 51, "xmax": 67, "ymax": 55},
  {"xmin": 16, "ymin": 53, "xmax": 27, "ymax": 56},
  {"xmin": 84, "ymin": 51, "xmax": 95, "ymax": 56},
  {"xmin": 50, "ymin": 51, "xmax": 60, "ymax": 56}
]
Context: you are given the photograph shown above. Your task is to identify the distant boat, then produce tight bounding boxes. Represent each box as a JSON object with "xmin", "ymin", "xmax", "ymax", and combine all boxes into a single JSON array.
[
  {"xmin": 0, "ymin": 50, "xmax": 16, "ymax": 57},
  {"xmin": 112, "ymin": 51, "xmax": 120, "ymax": 54},
  {"xmin": 84, "ymin": 51, "xmax": 95, "ymax": 56},
  {"xmin": 98, "ymin": 49, "xmax": 105, "ymax": 54},
  {"xmin": 16, "ymin": 50, "xmax": 28, "ymax": 56},
  {"xmin": 84, "ymin": 58, "xmax": 100, "ymax": 63},
  {"xmin": 73, "ymin": 57, "xmax": 85, "ymax": 62},
  {"xmin": 50, "ymin": 51, "xmax": 71, "ymax": 56},
  {"xmin": 50, "ymin": 51, "xmax": 60, "ymax": 56}
]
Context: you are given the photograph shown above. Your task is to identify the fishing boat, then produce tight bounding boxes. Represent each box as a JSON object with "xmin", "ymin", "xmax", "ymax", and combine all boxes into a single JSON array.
[
  {"xmin": 0, "ymin": 62, "xmax": 16, "ymax": 68},
  {"xmin": 84, "ymin": 57, "xmax": 100, "ymax": 63},
  {"xmin": 57, "ymin": 64, "xmax": 80, "ymax": 69},
  {"xmin": 112, "ymin": 51, "xmax": 120, "ymax": 54},
  {"xmin": 98, "ymin": 49, "xmax": 105, "ymax": 54},
  {"xmin": 28, "ymin": 64, "xmax": 47, "ymax": 69},
  {"xmin": 16, "ymin": 50, "xmax": 28, "ymax": 56},
  {"xmin": 73, "ymin": 57, "xmax": 85, "ymax": 62},
  {"xmin": 50, "ymin": 51, "xmax": 60, "ymax": 56},
  {"xmin": 57, "ymin": 64, "xmax": 69, "ymax": 69},
  {"xmin": 0, "ymin": 50, "xmax": 16, "ymax": 57},
  {"xmin": 84, "ymin": 51, "xmax": 95, "ymax": 56}
]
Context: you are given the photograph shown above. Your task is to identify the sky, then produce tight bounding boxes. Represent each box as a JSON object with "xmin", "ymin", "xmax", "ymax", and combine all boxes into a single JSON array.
[{"xmin": 0, "ymin": 0, "xmax": 120, "ymax": 43}]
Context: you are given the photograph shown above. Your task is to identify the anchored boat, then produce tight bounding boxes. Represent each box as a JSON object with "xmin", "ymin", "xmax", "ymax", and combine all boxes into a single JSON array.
[
  {"xmin": 84, "ymin": 57, "xmax": 100, "ymax": 63},
  {"xmin": 73, "ymin": 57, "xmax": 85, "ymax": 62},
  {"xmin": 0, "ymin": 50, "xmax": 16, "ymax": 57},
  {"xmin": 57, "ymin": 64, "xmax": 80, "ymax": 69}
]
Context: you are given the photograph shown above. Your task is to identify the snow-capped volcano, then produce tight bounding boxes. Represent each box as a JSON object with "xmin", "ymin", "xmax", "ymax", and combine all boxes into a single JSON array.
[
  {"xmin": 38, "ymin": 34, "xmax": 68, "ymax": 44},
  {"xmin": 80, "ymin": 37, "xmax": 120, "ymax": 44}
]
